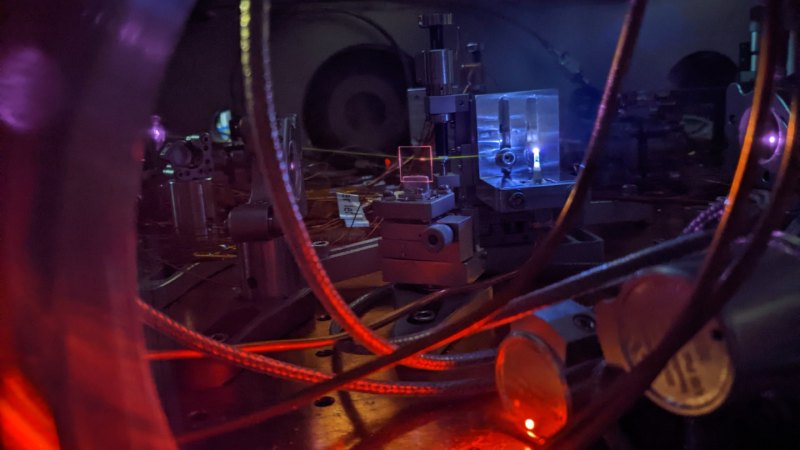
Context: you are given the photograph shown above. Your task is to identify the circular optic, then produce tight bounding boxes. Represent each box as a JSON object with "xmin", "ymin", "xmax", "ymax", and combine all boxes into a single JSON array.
[
  {"xmin": 737, "ymin": 107, "xmax": 784, "ymax": 167},
  {"xmin": 496, "ymin": 149, "xmax": 516, "ymax": 167},
  {"xmin": 496, "ymin": 332, "xmax": 570, "ymax": 439},
  {"xmin": 615, "ymin": 272, "xmax": 735, "ymax": 416},
  {"xmin": 303, "ymin": 45, "xmax": 411, "ymax": 154}
]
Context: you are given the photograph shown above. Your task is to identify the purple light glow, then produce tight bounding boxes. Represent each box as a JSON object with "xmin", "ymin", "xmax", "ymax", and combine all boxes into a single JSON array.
[
  {"xmin": 116, "ymin": 14, "xmax": 171, "ymax": 60},
  {"xmin": 768, "ymin": 135, "xmax": 777, "ymax": 145},
  {"xmin": 148, "ymin": 115, "xmax": 166, "ymax": 148},
  {"xmin": 0, "ymin": 47, "xmax": 62, "ymax": 132}
]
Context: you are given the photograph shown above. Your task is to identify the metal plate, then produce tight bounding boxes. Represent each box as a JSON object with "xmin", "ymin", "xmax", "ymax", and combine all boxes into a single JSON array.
[{"xmin": 152, "ymin": 279, "xmax": 527, "ymax": 449}]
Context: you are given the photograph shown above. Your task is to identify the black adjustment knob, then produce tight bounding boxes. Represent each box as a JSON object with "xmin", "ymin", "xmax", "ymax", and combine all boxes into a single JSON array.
[{"xmin": 422, "ymin": 223, "xmax": 454, "ymax": 252}]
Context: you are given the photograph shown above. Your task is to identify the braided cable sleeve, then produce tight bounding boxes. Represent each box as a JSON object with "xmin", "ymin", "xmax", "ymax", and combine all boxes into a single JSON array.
[
  {"xmin": 174, "ymin": 231, "xmax": 710, "ymax": 446},
  {"xmin": 146, "ymin": 283, "xmax": 497, "ymax": 366},
  {"xmin": 147, "ymin": 282, "xmax": 504, "ymax": 365},
  {"xmin": 173, "ymin": 3, "xmax": 651, "ymax": 440},
  {"xmin": 138, "ymin": 298, "xmax": 493, "ymax": 396},
  {"xmin": 240, "ymin": 0, "xmax": 470, "ymax": 372},
  {"xmin": 389, "ymin": 232, "xmax": 712, "ymax": 345},
  {"xmin": 328, "ymin": 284, "xmax": 394, "ymax": 335},
  {"xmin": 682, "ymin": 197, "xmax": 726, "ymax": 234}
]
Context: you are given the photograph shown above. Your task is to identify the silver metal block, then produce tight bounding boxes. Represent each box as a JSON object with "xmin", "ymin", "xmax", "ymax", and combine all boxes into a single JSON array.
[
  {"xmin": 319, "ymin": 238, "xmax": 382, "ymax": 282},
  {"xmin": 373, "ymin": 192, "xmax": 456, "ymax": 222},
  {"xmin": 379, "ymin": 239, "xmax": 468, "ymax": 263},
  {"xmin": 427, "ymin": 94, "xmax": 470, "ymax": 115},
  {"xmin": 379, "ymin": 215, "xmax": 474, "ymax": 263},
  {"xmin": 476, "ymin": 179, "xmax": 574, "ymax": 212},
  {"xmin": 380, "ymin": 255, "xmax": 483, "ymax": 287}
]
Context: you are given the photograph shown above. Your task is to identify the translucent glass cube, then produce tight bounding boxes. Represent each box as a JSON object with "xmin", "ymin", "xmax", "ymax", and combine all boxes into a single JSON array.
[
  {"xmin": 398, "ymin": 145, "xmax": 434, "ymax": 199},
  {"xmin": 474, "ymin": 90, "xmax": 560, "ymax": 189}
]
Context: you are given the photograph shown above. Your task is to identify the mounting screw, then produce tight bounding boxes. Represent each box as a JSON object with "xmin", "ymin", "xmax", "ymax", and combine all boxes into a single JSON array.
[
  {"xmin": 496, "ymin": 148, "xmax": 516, "ymax": 167},
  {"xmin": 508, "ymin": 191, "xmax": 526, "ymax": 209},
  {"xmin": 409, "ymin": 309, "xmax": 436, "ymax": 324},
  {"xmin": 210, "ymin": 333, "xmax": 228, "ymax": 343},
  {"xmin": 314, "ymin": 396, "xmax": 336, "ymax": 407},
  {"xmin": 572, "ymin": 314, "xmax": 596, "ymax": 332},
  {"xmin": 312, "ymin": 240, "xmax": 330, "ymax": 258},
  {"xmin": 315, "ymin": 349, "xmax": 334, "ymax": 358}
]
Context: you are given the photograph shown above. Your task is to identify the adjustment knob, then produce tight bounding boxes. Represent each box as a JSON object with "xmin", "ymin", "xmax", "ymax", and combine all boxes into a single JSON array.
[{"xmin": 422, "ymin": 223, "xmax": 453, "ymax": 252}]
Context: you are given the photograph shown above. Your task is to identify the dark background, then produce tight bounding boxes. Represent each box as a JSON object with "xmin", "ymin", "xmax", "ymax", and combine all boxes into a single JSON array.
[{"xmin": 155, "ymin": 0, "xmax": 751, "ymax": 137}]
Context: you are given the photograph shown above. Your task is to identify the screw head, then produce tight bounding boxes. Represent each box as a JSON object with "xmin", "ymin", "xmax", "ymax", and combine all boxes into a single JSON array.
[
  {"xmin": 410, "ymin": 309, "xmax": 436, "ymax": 324},
  {"xmin": 508, "ymin": 191, "xmax": 526, "ymax": 209},
  {"xmin": 314, "ymin": 396, "xmax": 336, "ymax": 407},
  {"xmin": 572, "ymin": 314, "xmax": 596, "ymax": 332},
  {"xmin": 210, "ymin": 333, "xmax": 228, "ymax": 343},
  {"xmin": 315, "ymin": 349, "xmax": 334, "ymax": 358}
]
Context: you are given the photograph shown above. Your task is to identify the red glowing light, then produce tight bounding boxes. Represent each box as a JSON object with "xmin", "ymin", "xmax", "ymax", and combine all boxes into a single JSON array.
[
  {"xmin": 1, "ymin": 369, "xmax": 60, "ymax": 450},
  {"xmin": 525, "ymin": 418, "xmax": 535, "ymax": 431}
]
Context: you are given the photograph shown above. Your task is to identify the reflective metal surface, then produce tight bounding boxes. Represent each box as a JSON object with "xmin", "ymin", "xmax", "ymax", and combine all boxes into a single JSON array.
[{"xmin": 154, "ymin": 279, "xmax": 526, "ymax": 450}]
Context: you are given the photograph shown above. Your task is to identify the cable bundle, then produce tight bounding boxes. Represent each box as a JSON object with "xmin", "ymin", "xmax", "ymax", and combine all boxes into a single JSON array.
[{"xmin": 139, "ymin": 0, "xmax": 800, "ymax": 447}]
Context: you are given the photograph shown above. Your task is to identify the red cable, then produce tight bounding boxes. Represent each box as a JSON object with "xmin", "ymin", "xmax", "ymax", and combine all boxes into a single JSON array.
[
  {"xmin": 138, "ymin": 298, "xmax": 493, "ymax": 396},
  {"xmin": 239, "ymin": 0, "xmax": 462, "ymax": 371}
]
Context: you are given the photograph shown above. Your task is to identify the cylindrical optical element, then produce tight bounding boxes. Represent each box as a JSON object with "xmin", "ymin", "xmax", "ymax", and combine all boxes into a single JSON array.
[
  {"xmin": 422, "ymin": 49, "xmax": 454, "ymax": 97},
  {"xmin": 422, "ymin": 223, "xmax": 454, "ymax": 253},
  {"xmin": 597, "ymin": 233, "xmax": 800, "ymax": 416},
  {"xmin": 169, "ymin": 178, "xmax": 215, "ymax": 238},
  {"xmin": 596, "ymin": 270, "xmax": 734, "ymax": 416},
  {"xmin": 496, "ymin": 331, "xmax": 570, "ymax": 439}
]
